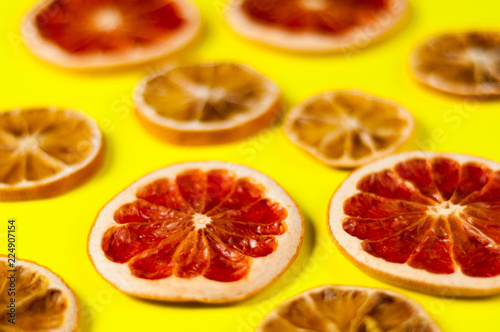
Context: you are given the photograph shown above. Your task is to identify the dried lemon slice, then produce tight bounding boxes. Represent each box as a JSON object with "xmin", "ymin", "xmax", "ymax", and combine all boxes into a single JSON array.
[
  {"xmin": 0, "ymin": 108, "xmax": 104, "ymax": 201},
  {"xmin": 410, "ymin": 32, "xmax": 500, "ymax": 96},
  {"xmin": 134, "ymin": 62, "xmax": 282, "ymax": 145},
  {"xmin": 0, "ymin": 257, "xmax": 79, "ymax": 331},
  {"xmin": 285, "ymin": 91, "xmax": 414, "ymax": 168},
  {"xmin": 257, "ymin": 285, "xmax": 440, "ymax": 332}
]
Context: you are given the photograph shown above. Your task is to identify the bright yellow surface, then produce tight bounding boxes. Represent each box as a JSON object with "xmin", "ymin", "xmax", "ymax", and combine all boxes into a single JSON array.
[{"xmin": 1, "ymin": 1, "xmax": 500, "ymax": 331}]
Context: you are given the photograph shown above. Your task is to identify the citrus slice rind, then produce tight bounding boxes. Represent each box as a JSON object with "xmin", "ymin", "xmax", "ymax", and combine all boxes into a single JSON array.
[
  {"xmin": 225, "ymin": 0, "xmax": 408, "ymax": 52},
  {"xmin": 410, "ymin": 32, "xmax": 500, "ymax": 97},
  {"xmin": 88, "ymin": 161, "xmax": 304, "ymax": 303},
  {"xmin": 285, "ymin": 90, "xmax": 414, "ymax": 168},
  {"xmin": 0, "ymin": 108, "xmax": 104, "ymax": 201},
  {"xmin": 256, "ymin": 285, "xmax": 441, "ymax": 332},
  {"xmin": 21, "ymin": 0, "xmax": 202, "ymax": 69},
  {"xmin": 0, "ymin": 256, "xmax": 79, "ymax": 332},
  {"xmin": 133, "ymin": 62, "xmax": 282, "ymax": 145},
  {"xmin": 328, "ymin": 151, "xmax": 500, "ymax": 297}
]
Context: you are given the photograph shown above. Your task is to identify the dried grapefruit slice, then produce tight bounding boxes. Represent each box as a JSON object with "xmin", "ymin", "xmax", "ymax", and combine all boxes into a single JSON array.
[
  {"xmin": 0, "ymin": 256, "xmax": 79, "ymax": 331},
  {"xmin": 328, "ymin": 151, "xmax": 500, "ymax": 297},
  {"xmin": 134, "ymin": 62, "xmax": 282, "ymax": 145},
  {"xmin": 410, "ymin": 32, "xmax": 500, "ymax": 96},
  {"xmin": 225, "ymin": 0, "xmax": 408, "ymax": 52},
  {"xmin": 257, "ymin": 285, "xmax": 440, "ymax": 332},
  {"xmin": 285, "ymin": 91, "xmax": 414, "ymax": 168},
  {"xmin": 22, "ymin": 0, "xmax": 202, "ymax": 69},
  {"xmin": 0, "ymin": 108, "xmax": 104, "ymax": 201},
  {"xmin": 88, "ymin": 161, "xmax": 304, "ymax": 302}
]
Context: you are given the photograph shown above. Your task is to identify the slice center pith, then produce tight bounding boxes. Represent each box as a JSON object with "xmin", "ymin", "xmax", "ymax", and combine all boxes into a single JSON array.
[
  {"xmin": 427, "ymin": 201, "xmax": 464, "ymax": 217},
  {"xmin": 193, "ymin": 213, "xmax": 212, "ymax": 229}
]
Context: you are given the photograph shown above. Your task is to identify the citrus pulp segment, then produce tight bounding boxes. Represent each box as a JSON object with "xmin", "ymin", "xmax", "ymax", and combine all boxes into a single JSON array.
[
  {"xmin": 225, "ymin": 0, "xmax": 408, "ymax": 52},
  {"xmin": 285, "ymin": 91, "xmax": 414, "ymax": 168},
  {"xmin": 22, "ymin": 0, "xmax": 202, "ymax": 69},
  {"xmin": 256, "ymin": 285, "xmax": 441, "ymax": 332},
  {"xmin": 410, "ymin": 32, "xmax": 500, "ymax": 96},
  {"xmin": 88, "ymin": 161, "xmax": 304, "ymax": 302},
  {"xmin": 134, "ymin": 62, "xmax": 282, "ymax": 145},
  {"xmin": 329, "ymin": 151, "xmax": 500, "ymax": 297},
  {"xmin": 0, "ymin": 257, "xmax": 79, "ymax": 332},
  {"xmin": 0, "ymin": 108, "xmax": 104, "ymax": 201}
]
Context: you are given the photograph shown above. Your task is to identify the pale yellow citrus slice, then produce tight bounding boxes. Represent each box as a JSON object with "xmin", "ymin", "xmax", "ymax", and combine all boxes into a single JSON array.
[
  {"xmin": 256, "ymin": 285, "xmax": 441, "ymax": 332},
  {"xmin": 88, "ymin": 161, "xmax": 304, "ymax": 303},
  {"xmin": 0, "ymin": 108, "xmax": 104, "ymax": 201},
  {"xmin": 21, "ymin": 0, "xmax": 202, "ymax": 69},
  {"xmin": 329, "ymin": 151, "xmax": 500, "ymax": 297},
  {"xmin": 133, "ymin": 62, "xmax": 282, "ymax": 145},
  {"xmin": 285, "ymin": 90, "xmax": 414, "ymax": 168},
  {"xmin": 410, "ymin": 32, "xmax": 500, "ymax": 96},
  {"xmin": 0, "ymin": 256, "xmax": 80, "ymax": 332},
  {"xmin": 225, "ymin": 0, "xmax": 408, "ymax": 52}
]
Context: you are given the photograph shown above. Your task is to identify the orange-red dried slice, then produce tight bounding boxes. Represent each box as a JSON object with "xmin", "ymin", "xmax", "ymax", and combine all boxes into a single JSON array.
[
  {"xmin": 134, "ymin": 62, "xmax": 282, "ymax": 145},
  {"xmin": 257, "ymin": 285, "xmax": 441, "ymax": 332},
  {"xmin": 22, "ymin": 0, "xmax": 202, "ymax": 69},
  {"xmin": 0, "ymin": 256, "xmax": 79, "ymax": 331},
  {"xmin": 410, "ymin": 32, "xmax": 500, "ymax": 96},
  {"xmin": 225, "ymin": 0, "xmax": 408, "ymax": 52},
  {"xmin": 285, "ymin": 91, "xmax": 414, "ymax": 168},
  {"xmin": 328, "ymin": 151, "xmax": 500, "ymax": 297},
  {"xmin": 88, "ymin": 161, "xmax": 304, "ymax": 302},
  {"xmin": 0, "ymin": 108, "xmax": 104, "ymax": 201}
]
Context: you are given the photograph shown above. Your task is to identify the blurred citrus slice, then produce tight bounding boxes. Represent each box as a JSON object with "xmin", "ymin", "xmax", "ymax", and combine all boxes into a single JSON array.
[
  {"xmin": 329, "ymin": 151, "xmax": 500, "ymax": 297},
  {"xmin": 225, "ymin": 0, "xmax": 408, "ymax": 52},
  {"xmin": 285, "ymin": 91, "xmax": 414, "ymax": 168},
  {"xmin": 22, "ymin": 0, "xmax": 202, "ymax": 69},
  {"xmin": 0, "ymin": 256, "xmax": 79, "ymax": 331},
  {"xmin": 134, "ymin": 62, "xmax": 282, "ymax": 145},
  {"xmin": 0, "ymin": 108, "xmax": 103, "ymax": 201},
  {"xmin": 88, "ymin": 161, "xmax": 304, "ymax": 302},
  {"xmin": 256, "ymin": 285, "xmax": 440, "ymax": 332},
  {"xmin": 410, "ymin": 32, "xmax": 500, "ymax": 96}
]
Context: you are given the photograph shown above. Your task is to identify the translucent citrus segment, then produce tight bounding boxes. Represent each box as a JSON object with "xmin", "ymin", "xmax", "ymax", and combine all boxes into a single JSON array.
[
  {"xmin": 0, "ymin": 257, "xmax": 79, "ymax": 332},
  {"xmin": 344, "ymin": 156, "xmax": 500, "ymax": 277},
  {"xmin": 101, "ymin": 169, "xmax": 287, "ymax": 282},
  {"xmin": 22, "ymin": 0, "xmax": 202, "ymax": 68},
  {"xmin": 329, "ymin": 152, "xmax": 500, "ymax": 297},
  {"xmin": 0, "ymin": 108, "xmax": 103, "ymax": 201},
  {"xmin": 242, "ymin": 0, "xmax": 389, "ymax": 33},
  {"xmin": 256, "ymin": 285, "xmax": 441, "ymax": 332},
  {"xmin": 410, "ymin": 32, "xmax": 500, "ymax": 96},
  {"xmin": 134, "ymin": 63, "xmax": 282, "ymax": 145},
  {"xmin": 285, "ymin": 91, "xmax": 414, "ymax": 168},
  {"xmin": 225, "ymin": 0, "xmax": 408, "ymax": 52},
  {"xmin": 88, "ymin": 161, "xmax": 304, "ymax": 302}
]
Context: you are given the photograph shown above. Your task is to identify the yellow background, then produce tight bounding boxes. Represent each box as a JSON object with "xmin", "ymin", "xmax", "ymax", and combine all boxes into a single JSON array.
[{"xmin": 1, "ymin": 0, "xmax": 500, "ymax": 331}]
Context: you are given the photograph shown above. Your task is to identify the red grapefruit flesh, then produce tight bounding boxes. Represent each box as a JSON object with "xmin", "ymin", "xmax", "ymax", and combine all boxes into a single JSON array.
[
  {"xmin": 226, "ymin": 0, "xmax": 408, "ymax": 52},
  {"xmin": 22, "ymin": 0, "xmax": 202, "ymax": 68},
  {"xmin": 329, "ymin": 152, "xmax": 500, "ymax": 297},
  {"xmin": 88, "ymin": 161, "xmax": 304, "ymax": 302},
  {"xmin": 242, "ymin": 0, "xmax": 388, "ymax": 33}
]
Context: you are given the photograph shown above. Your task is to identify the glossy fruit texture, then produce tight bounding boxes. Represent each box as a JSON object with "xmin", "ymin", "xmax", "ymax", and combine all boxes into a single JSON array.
[
  {"xmin": 102, "ymin": 169, "xmax": 288, "ymax": 282},
  {"xmin": 241, "ymin": 0, "xmax": 389, "ymax": 34},
  {"xmin": 343, "ymin": 157, "xmax": 500, "ymax": 277},
  {"xmin": 35, "ymin": 0, "xmax": 185, "ymax": 54}
]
